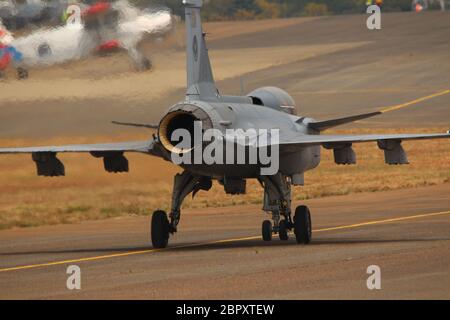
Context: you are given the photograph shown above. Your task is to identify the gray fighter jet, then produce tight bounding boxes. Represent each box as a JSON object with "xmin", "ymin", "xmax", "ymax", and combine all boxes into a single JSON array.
[{"xmin": 1, "ymin": 0, "xmax": 449, "ymax": 248}]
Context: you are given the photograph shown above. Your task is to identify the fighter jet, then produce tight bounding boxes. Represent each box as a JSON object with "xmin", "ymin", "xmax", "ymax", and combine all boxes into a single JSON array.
[{"xmin": 0, "ymin": 0, "xmax": 449, "ymax": 249}]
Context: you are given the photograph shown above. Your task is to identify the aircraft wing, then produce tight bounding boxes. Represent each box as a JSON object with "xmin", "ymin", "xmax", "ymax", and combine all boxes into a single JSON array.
[
  {"xmin": 0, "ymin": 140, "xmax": 153, "ymax": 154},
  {"xmin": 279, "ymin": 132, "xmax": 450, "ymax": 147},
  {"xmin": 0, "ymin": 139, "xmax": 159, "ymax": 176},
  {"xmin": 278, "ymin": 132, "xmax": 450, "ymax": 165}
]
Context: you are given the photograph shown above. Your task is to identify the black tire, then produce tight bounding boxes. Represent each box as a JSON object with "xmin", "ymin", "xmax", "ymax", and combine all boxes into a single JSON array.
[
  {"xmin": 262, "ymin": 220, "xmax": 272, "ymax": 241},
  {"xmin": 17, "ymin": 67, "xmax": 28, "ymax": 80},
  {"xmin": 279, "ymin": 219, "xmax": 289, "ymax": 241},
  {"xmin": 134, "ymin": 56, "xmax": 152, "ymax": 72},
  {"xmin": 294, "ymin": 205, "xmax": 312, "ymax": 244},
  {"xmin": 141, "ymin": 57, "xmax": 152, "ymax": 71},
  {"xmin": 151, "ymin": 210, "xmax": 170, "ymax": 249}
]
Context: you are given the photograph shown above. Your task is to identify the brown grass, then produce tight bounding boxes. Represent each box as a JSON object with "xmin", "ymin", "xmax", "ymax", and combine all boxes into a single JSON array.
[{"xmin": 0, "ymin": 127, "xmax": 449, "ymax": 230}]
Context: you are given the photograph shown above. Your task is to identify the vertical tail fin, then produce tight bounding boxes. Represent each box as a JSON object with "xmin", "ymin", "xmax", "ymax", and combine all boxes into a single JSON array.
[{"xmin": 183, "ymin": 0, "xmax": 219, "ymax": 101}]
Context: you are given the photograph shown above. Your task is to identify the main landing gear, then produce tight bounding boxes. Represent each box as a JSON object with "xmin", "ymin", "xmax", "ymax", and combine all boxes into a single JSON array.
[
  {"xmin": 151, "ymin": 171, "xmax": 212, "ymax": 249},
  {"xmin": 151, "ymin": 171, "xmax": 312, "ymax": 248},
  {"xmin": 261, "ymin": 205, "xmax": 311, "ymax": 244},
  {"xmin": 260, "ymin": 174, "xmax": 312, "ymax": 244}
]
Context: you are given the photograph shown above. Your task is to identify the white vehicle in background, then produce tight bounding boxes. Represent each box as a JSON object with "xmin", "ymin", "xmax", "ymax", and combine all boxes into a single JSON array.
[{"xmin": 10, "ymin": 0, "xmax": 173, "ymax": 73}]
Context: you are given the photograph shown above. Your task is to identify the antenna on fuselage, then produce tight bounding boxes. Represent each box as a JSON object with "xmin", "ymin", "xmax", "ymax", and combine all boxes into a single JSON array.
[{"xmin": 183, "ymin": 0, "xmax": 219, "ymax": 101}]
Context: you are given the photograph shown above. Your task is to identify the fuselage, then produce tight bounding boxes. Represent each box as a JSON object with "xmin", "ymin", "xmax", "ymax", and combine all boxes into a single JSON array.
[{"xmin": 156, "ymin": 96, "xmax": 321, "ymax": 179}]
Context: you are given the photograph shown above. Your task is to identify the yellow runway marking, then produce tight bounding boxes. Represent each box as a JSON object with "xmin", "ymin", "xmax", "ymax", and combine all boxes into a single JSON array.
[
  {"xmin": 0, "ymin": 210, "xmax": 449, "ymax": 273},
  {"xmin": 380, "ymin": 89, "xmax": 450, "ymax": 113}
]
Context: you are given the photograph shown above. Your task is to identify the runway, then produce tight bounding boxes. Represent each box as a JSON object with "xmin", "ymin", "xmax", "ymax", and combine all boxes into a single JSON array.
[{"xmin": 1, "ymin": 184, "xmax": 449, "ymax": 299}]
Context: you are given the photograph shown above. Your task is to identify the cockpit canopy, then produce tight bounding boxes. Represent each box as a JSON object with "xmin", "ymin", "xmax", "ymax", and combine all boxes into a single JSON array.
[{"xmin": 248, "ymin": 86, "xmax": 297, "ymax": 115}]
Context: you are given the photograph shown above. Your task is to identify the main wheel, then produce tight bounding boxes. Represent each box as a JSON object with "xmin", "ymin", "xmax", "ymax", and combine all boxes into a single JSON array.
[
  {"xmin": 151, "ymin": 210, "xmax": 170, "ymax": 249},
  {"xmin": 262, "ymin": 220, "xmax": 272, "ymax": 241},
  {"xmin": 141, "ymin": 57, "xmax": 152, "ymax": 71},
  {"xmin": 279, "ymin": 219, "xmax": 289, "ymax": 241},
  {"xmin": 294, "ymin": 205, "xmax": 312, "ymax": 244},
  {"xmin": 17, "ymin": 67, "xmax": 28, "ymax": 80},
  {"xmin": 135, "ymin": 56, "xmax": 152, "ymax": 71}
]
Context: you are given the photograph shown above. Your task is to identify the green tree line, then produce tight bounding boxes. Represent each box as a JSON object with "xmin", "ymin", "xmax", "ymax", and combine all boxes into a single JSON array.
[{"xmin": 140, "ymin": 0, "xmax": 416, "ymax": 20}]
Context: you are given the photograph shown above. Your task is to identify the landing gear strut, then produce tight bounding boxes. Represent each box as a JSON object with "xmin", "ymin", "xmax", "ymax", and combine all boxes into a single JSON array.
[
  {"xmin": 259, "ymin": 174, "xmax": 312, "ymax": 244},
  {"xmin": 150, "ymin": 171, "xmax": 212, "ymax": 249},
  {"xmin": 279, "ymin": 219, "xmax": 289, "ymax": 241}
]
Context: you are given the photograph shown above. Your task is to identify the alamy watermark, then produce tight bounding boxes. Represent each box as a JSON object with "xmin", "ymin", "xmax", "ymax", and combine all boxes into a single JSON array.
[
  {"xmin": 66, "ymin": 265, "xmax": 81, "ymax": 290},
  {"xmin": 367, "ymin": 5, "xmax": 381, "ymax": 30},
  {"xmin": 169, "ymin": 121, "xmax": 280, "ymax": 176},
  {"xmin": 367, "ymin": 265, "xmax": 382, "ymax": 290}
]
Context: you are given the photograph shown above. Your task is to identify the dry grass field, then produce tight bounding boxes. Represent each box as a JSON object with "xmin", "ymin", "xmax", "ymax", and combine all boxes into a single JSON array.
[{"xmin": 0, "ymin": 127, "xmax": 448, "ymax": 230}]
